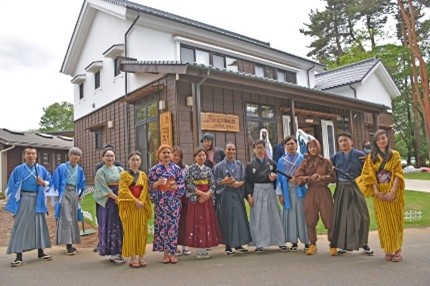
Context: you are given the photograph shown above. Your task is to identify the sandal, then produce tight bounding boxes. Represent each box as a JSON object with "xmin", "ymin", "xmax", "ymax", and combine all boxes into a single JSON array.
[
  {"xmin": 385, "ymin": 253, "xmax": 394, "ymax": 261},
  {"xmin": 392, "ymin": 251, "xmax": 402, "ymax": 262},
  {"xmin": 129, "ymin": 262, "xmax": 141, "ymax": 268},
  {"xmin": 169, "ymin": 255, "xmax": 178, "ymax": 264},
  {"xmin": 162, "ymin": 256, "xmax": 170, "ymax": 264},
  {"xmin": 139, "ymin": 259, "xmax": 147, "ymax": 267}
]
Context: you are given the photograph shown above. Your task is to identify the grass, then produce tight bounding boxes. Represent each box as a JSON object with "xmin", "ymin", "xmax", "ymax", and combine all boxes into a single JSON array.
[
  {"xmin": 82, "ymin": 185, "xmax": 430, "ymax": 243},
  {"xmin": 404, "ymin": 172, "xmax": 430, "ymax": 180}
]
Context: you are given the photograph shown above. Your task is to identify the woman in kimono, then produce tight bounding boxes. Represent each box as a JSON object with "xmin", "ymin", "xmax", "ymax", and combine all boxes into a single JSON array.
[
  {"xmin": 118, "ymin": 151, "xmax": 152, "ymax": 268},
  {"xmin": 294, "ymin": 138, "xmax": 336, "ymax": 256},
  {"xmin": 184, "ymin": 147, "xmax": 222, "ymax": 259},
  {"xmin": 245, "ymin": 139, "xmax": 285, "ymax": 252},
  {"xmin": 214, "ymin": 142, "xmax": 252, "ymax": 255},
  {"xmin": 94, "ymin": 148, "xmax": 125, "ymax": 263},
  {"xmin": 50, "ymin": 147, "xmax": 86, "ymax": 256},
  {"xmin": 356, "ymin": 129, "xmax": 405, "ymax": 262},
  {"xmin": 148, "ymin": 144, "xmax": 185, "ymax": 264},
  {"xmin": 276, "ymin": 136, "xmax": 309, "ymax": 252},
  {"xmin": 171, "ymin": 146, "xmax": 191, "ymax": 256}
]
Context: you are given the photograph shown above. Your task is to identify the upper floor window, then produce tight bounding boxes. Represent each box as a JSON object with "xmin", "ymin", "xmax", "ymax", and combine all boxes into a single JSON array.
[
  {"xmin": 180, "ymin": 47, "xmax": 194, "ymax": 63},
  {"xmin": 114, "ymin": 58, "xmax": 121, "ymax": 77},
  {"xmin": 95, "ymin": 71, "xmax": 100, "ymax": 89},
  {"xmin": 285, "ymin": 70, "xmax": 297, "ymax": 84},
  {"xmin": 255, "ymin": 65, "xmax": 264, "ymax": 77},
  {"xmin": 196, "ymin": 50, "xmax": 210, "ymax": 65},
  {"xmin": 213, "ymin": 54, "xmax": 224, "ymax": 69},
  {"xmin": 79, "ymin": 83, "xmax": 84, "ymax": 100},
  {"xmin": 226, "ymin": 57, "xmax": 238, "ymax": 72}
]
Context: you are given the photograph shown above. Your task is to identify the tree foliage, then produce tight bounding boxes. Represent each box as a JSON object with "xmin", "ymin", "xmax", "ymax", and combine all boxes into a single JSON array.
[
  {"xmin": 301, "ymin": 0, "xmax": 430, "ymax": 165},
  {"xmin": 39, "ymin": 101, "xmax": 74, "ymax": 132}
]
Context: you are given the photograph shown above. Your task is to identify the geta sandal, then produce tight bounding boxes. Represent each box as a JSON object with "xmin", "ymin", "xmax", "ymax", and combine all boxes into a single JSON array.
[
  {"xmin": 129, "ymin": 262, "xmax": 141, "ymax": 268},
  {"xmin": 392, "ymin": 253, "xmax": 402, "ymax": 262},
  {"xmin": 385, "ymin": 253, "xmax": 394, "ymax": 261}
]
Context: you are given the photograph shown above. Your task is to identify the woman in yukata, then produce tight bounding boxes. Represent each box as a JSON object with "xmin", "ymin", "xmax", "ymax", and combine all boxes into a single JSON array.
[
  {"xmin": 171, "ymin": 146, "xmax": 191, "ymax": 256},
  {"xmin": 184, "ymin": 147, "xmax": 222, "ymax": 259},
  {"xmin": 356, "ymin": 129, "xmax": 405, "ymax": 262},
  {"xmin": 118, "ymin": 151, "xmax": 152, "ymax": 268},
  {"xmin": 93, "ymin": 148, "xmax": 125, "ymax": 263},
  {"xmin": 148, "ymin": 144, "xmax": 185, "ymax": 264}
]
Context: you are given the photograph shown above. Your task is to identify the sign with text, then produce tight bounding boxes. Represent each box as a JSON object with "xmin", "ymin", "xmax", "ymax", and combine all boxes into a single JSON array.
[
  {"xmin": 160, "ymin": 111, "xmax": 173, "ymax": 146},
  {"xmin": 201, "ymin": 112, "xmax": 240, "ymax": 132}
]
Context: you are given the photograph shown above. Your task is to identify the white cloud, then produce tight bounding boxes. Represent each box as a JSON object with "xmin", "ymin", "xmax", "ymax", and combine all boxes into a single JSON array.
[{"xmin": 0, "ymin": 0, "xmax": 324, "ymax": 131}]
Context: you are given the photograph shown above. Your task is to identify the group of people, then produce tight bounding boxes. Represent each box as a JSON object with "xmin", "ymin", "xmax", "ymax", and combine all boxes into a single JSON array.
[{"xmin": 4, "ymin": 128, "xmax": 405, "ymax": 268}]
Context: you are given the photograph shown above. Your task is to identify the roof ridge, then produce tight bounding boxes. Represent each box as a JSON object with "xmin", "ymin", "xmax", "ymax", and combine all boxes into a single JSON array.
[{"xmin": 316, "ymin": 57, "xmax": 379, "ymax": 77}]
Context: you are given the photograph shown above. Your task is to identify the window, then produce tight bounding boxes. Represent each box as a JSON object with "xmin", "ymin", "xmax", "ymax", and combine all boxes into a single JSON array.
[
  {"xmin": 277, "ymin": 70, "xmax": 286, "ymax": 82},
  {"xmin": 180, "ymin": 46, "xmax": 194, "ymax": 63},
  {"xmin": 265, "ymin": 67, "xmax": 276, "ymax": 80},
  {"xmin": 114, "ymin": 58, "xmax": 121, "ymax": 77},
  {"xmin": 255, "ymin": 65, "xmax": 264, "ymax": 77},
  {"xmin": 135, "ymin": 101, "xmax": 159, "ymax": 171},
  {"xmin": 226, "ymin": 57, "xmax": 238, "ymax": 72},
  {"xmin": 196, "ymin": 50, "xmax": 210, "ymax": 65},
  {"xmin": 56, "ymin": 153, "xmax": 63, "ymax": 167},
  {"xmin": 95, "ymin": 71, "xmax": 100, "ymax": 89},
  {"xmin": 285, "ymin": 70, "xmax": 297, "ymax": 84},
  {"xmin": 213, "ymin": 54, "xmax": 224, "ymax": 69},
  {"xmin": 79, "ymin": 83, "xmax": 84, "ymax": 100},
  {"xmin": 246, "ymin": 103, "xmax": 276, "ymax": 161},
  {"xmin": 95, "ymin": 129, "xmax": 103, "ymax": 149}
]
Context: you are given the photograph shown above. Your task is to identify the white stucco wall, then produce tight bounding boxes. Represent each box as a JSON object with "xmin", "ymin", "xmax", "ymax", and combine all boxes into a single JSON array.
[
  {"xmin": 70, "ymin": 4, "xmax": 324, "ymax": 120},
  {"xmin": 357, "ymin": 73, "xmax": 392, "ymax": 108}
]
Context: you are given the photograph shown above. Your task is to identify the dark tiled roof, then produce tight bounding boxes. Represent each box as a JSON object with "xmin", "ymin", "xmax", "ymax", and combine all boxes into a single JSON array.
[
  {"xmin": 105, "ymin": 0, "xmax": 323, "ymax": 67},
  {"xmin": 0, "ymin": 129, "xmax": 74, "ymax": 150},
  {"xmin": 120, "ymin": 60, "xmax": 387, "ymax": 110},
  {"xmin": 315, "ymin": 58, "xmax": 379, "ymax": 90}
]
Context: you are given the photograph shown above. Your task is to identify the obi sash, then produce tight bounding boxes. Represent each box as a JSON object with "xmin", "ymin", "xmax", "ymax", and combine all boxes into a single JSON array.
[
  {"xmin": 159, "ymin": 178, "xmax": 176, "ymax": 191},
  {"xmin": 108, "ymin": 184, "xmax": 119, "ymax": 195},
  {"xmin": 195, "ymin": 179, "xmax": 209, "ymax": 193},
  {"xmin": 129, "ymin": 185, "xmax": 142, "ymax": 198}
]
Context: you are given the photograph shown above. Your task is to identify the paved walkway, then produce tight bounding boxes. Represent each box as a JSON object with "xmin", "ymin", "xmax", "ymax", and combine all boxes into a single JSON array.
[
  {"xmin": 1, "ymin": 227, "xmax": 429, "ymax": 286},
  {"xmin": 404, "ymin": 179, "xmax": 430, "ymax": 193}
]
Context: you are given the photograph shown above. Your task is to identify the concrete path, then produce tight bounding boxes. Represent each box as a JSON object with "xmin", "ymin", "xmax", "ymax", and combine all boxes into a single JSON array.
[
  {"xmin": 1, "ymin": 227, "xmax": 429, "ymax": 286},
  {"xmin": 405, "ymin": 179, "xmax": 430, "ymax": 193}
]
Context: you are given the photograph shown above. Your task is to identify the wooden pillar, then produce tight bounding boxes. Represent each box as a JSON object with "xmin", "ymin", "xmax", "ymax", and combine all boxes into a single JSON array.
[
  {"xmin": 372, "ymin": 113, "xmax": 379, "ymax": 132},
  {"xmin": 290, "ymin": 99, "xmax": 297, "ymax": 136}
]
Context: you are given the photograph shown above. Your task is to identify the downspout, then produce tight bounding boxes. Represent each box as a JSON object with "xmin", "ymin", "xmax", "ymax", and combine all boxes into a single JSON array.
[
  {"xmin": 306, "ymin": 63, "xmax": 315, "ymax": 88},
  {"xmin": 349, "ymin": 84, "xmax": 357, "ymax": 98},
  {"xmin": 0, "ymin": 145, "xmax": 16, "ymax": 193},
  {"xmin": 195, "ymin": 70, "xmax": 210, "ymax": 145},
  {"xmin": 124, "ymin": 14, "xmax": 140, "ymax": 157}
]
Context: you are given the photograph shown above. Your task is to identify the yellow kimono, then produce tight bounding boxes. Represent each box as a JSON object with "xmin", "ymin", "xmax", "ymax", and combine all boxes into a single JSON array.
[
  {"xmin": 356, "ymin": 150, "xmax": 405, "ymax": 253},
  {"xmin": 118, "ymin": 170, "xmax": 152, "ymax": 257}
]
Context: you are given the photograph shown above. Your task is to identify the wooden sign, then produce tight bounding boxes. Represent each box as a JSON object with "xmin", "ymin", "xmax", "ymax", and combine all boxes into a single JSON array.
[
  {"xmin": 201, "ymin": 112, "xmax": 240, "ymax": 132},
  {"xmin": 160, "ymin": 111, "xmax": 173, "ymax": 146}
]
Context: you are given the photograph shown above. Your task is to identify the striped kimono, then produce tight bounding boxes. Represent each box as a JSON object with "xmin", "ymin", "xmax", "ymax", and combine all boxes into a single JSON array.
[
  {"xmin": 356, "ymin": 150, "xmax": 405, "ymax": 253},
  {"xmin": 118, "ymin": 170, "xmax": 152, "ymax": 257}
]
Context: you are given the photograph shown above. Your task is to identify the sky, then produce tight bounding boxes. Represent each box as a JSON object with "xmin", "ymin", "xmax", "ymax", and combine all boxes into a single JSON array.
[{"xmin": 0, "ymin": 0, "xmax": 326, "ymax": 131}]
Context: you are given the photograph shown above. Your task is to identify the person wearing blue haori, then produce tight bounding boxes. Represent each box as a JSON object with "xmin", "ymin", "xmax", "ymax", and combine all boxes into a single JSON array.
[
  {"xmin": 276, "ymin": 136, "xmax": 309, "ymax": 252},
  {"xmin": 49, "ymin": 147, "xmax": 86, "ymax": 256},
  {"xmin": 5, "ymin": 146, "xmax": 52, "ymax": 267}
]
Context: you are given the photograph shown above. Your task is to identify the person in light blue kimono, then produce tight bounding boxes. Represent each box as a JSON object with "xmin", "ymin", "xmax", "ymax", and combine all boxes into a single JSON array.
[
  {"xmin": 5, "ymin": 146, "xmax": 52, "ymax": 267},
  {"xmin": 276, "ymin": 136, "xmax": 309, "ymax": 252},
  {"xmin": 49, "ymin": 147, "xmax": 86, "ymax": 256}
]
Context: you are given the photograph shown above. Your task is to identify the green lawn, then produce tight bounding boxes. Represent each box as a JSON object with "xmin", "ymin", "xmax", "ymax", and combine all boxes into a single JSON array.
[
  {"xmin": 404, "ymin": 172, "xmax": 430, "ymax": 180},
  {"xmin": 82, "ymin": 186, "xmax": 430, "ymax": 243}
]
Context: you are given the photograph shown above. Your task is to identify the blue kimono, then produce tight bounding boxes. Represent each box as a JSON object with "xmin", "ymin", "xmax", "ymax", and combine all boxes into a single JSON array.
[
  {"xmin": 276, "ymin": 152, "xmax": 307, "ymax": 209},
  {"xmin": 5, "ymin": 163, "xmax": 51, "ymax": 215},
  {"xmin": 49, "ymin": 162, "xmax": 86, "ymax": 219}
]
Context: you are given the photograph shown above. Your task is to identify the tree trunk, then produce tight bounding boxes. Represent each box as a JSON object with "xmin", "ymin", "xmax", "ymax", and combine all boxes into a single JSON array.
[{"xmin": 398, "ymin": 0, "xmax": 430, "ymax": 162}]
